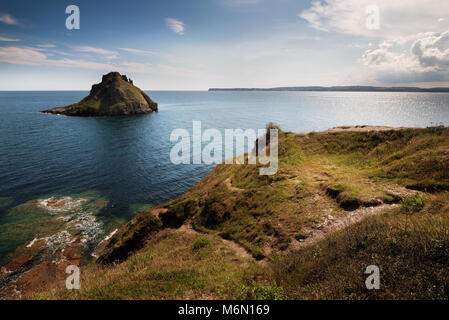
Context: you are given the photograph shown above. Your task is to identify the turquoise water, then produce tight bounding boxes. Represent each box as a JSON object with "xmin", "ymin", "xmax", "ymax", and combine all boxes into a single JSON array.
[{"xmin": 1, "ymin": 90, "xmax": 449, "ymax": 263}]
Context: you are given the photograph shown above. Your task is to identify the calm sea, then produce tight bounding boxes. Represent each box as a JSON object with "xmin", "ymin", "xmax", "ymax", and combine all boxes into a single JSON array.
[{"xmin": 1, "ymin": 90, "xmax": 448, "ymax": 263}]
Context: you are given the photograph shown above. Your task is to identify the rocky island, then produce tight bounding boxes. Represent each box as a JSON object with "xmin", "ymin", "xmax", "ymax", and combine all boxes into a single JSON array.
[{"xmin": 42, "ymin": 72, "xmax": 158, "ymax": 116}]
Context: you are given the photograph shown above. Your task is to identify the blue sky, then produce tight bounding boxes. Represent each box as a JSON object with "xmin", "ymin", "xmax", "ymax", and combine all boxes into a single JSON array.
[{"xmin": 1, "ymin": 0, "xmax": 449, "ymax": 90}]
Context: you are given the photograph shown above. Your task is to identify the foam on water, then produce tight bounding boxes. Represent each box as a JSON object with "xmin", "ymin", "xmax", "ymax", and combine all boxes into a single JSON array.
[
  {"xmin": 37, "ymin": 197, "xmax": 87, "ymax": 214},
  {"xmin": 25, "ymin": 238, "xmax": 38, "ymax": 248},
  {"xmin": 27, "ymin": 195, "xmax": 104, "ymax": 251},
  {"xmin": 0, "ymin": 192, "xmax": 110, "ymax": 266},
  {"xmin": 103, "ymin": 229, "xmax": 118, "ymax": 242},
  {"xmin": 90, "ymin": 228, "xmax": 118, "ymax": 258}
]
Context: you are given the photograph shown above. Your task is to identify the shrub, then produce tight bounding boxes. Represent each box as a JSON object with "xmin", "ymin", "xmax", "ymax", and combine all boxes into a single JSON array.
[
  {"xmin": 192, "ymin": 237, "xmax": 211, "ymax": 250},
  {"xmin": 160, "ymin": 199, "xmax": 197, "ymax": 228},
  {"xmin": 198, "ymin": 193, "xmax": 233, "ymax": 228},
  {"xmin": 238, "ymin": 284, "xmax": 285, "ymax": 300},
  {"xmin": 401, "ymin": 194, "xmax": 424, "ymax": 214},
  {"xmin": 237, "ymin": 276, "xmax": 285, "ymax": 300}
]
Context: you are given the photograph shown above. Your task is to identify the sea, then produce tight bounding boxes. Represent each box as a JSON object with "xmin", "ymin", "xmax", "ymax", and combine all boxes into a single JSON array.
[{"xmin": 1, "ymin": 90, "xmax": 449, "ymax": 264}]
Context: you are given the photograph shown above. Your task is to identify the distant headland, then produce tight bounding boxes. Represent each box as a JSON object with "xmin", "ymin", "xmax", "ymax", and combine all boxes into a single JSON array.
[
  {"xmin": 209, "ymin": 86, "xmax": 449, "ymax": 93},
  {"xmin": 42, "ymin": 72, "xmax": 158, "ymax": 116}
]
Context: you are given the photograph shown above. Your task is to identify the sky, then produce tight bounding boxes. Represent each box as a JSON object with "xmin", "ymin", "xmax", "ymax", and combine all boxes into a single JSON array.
[{"xmin": 0, "ymin": 0, "xmax": 449, "ymax": 90}]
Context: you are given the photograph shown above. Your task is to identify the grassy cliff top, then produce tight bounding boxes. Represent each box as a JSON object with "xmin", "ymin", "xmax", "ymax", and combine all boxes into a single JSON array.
[{"xmin": 33, "ymin": 126, "xmax": 449, "ymax": 300}]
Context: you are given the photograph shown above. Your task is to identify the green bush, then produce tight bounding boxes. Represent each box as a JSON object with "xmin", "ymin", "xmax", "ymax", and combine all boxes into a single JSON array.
[
  {"xmin": 237, "ymin": 280, "xmax": 285, "ymax": 300},
  {"xmin": 401, "ymin": 194, "xmax": 424, "ymax": 214},
  {"xmin": 192, "ymin": 237, "xmax": 211, "ymax": 250}
]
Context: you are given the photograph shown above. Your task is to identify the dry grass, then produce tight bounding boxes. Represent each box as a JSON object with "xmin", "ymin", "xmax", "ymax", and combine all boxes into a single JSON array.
[
  {"xmin": 33, "ymin": 126, "xmax": 449, "ymax": 300},
  {"xmin": 33, "ymin": 228, "xmax": 270, "ymax": 300},
  {"xmin": 272, "ymin": 192, "xmax": 449, "ymax": 299}
]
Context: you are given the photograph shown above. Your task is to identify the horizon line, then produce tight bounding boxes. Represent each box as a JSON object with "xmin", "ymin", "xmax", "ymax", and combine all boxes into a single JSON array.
[{"xmin": 3, "ymin": 84, "xmax": 449, "ymax": 92}]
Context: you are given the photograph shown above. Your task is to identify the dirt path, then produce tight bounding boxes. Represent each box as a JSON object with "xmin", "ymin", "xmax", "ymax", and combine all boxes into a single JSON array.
[
  {"xmin": 224, "ymin": 178, "xmax": 245, "ymax": 192},
  {"xmin": 289, "ymin": 203, "xmax": 398, "ymax": 250}
]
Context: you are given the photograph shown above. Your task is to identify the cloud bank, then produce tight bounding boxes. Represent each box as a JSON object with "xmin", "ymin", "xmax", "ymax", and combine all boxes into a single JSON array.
[
  {"xmin": 299, "ymin": 0, "xmax": 449, "ymax": 38},
  {"xmin": 300, "ymin": 0, "xmax": 449, "ymax": 83},
  {"xmin": 361, "ymin": 32, "xmax": 449, "ymax": 83},
  {"xmin": 0, "ymin": 45, "xmax": 205, "ymax": 85}
]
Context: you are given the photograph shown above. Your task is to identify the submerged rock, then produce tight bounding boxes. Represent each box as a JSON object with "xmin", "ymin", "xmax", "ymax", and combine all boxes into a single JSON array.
[
  {"xmin": 42, "ymin": 72, "xmax": 158, "ymax": 116},
  {"xmin": 0, "ymin": 192, "xmax": 109, "ymax": 298},
  {"xmin": 1, "ymin": 254, "xmax": 33, "ymax": 274}
]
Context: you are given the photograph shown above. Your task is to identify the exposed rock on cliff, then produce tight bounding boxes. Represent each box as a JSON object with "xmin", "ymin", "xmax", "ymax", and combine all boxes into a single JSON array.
[
  {"xmin": 96, "ymin": 212, "xmax": 162, "ymax": 265},
  {"xmin": 42, "ymin": 72, "xmax": 158, "ymax": 116}
]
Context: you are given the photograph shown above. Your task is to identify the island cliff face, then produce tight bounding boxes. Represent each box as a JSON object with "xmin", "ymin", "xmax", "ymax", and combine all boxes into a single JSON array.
[{"xmin": 42, "ymin": 72, "xmax": 158, "ymax": 116}]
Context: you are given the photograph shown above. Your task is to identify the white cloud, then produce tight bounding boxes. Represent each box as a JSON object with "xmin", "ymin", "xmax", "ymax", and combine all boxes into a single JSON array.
[
  {"xmin": 118, "ymin": 48, "xmax": 155, "ymax": 55},
  {"xmin": 0, "ymin": 13, "xmax": 18, "ymax": 25},
  {"xmin": 361, "ymin": 31, "xmax": 449, "ymax": 82},
  {"xmin": 165, "ymin": 18, "xmax": 185, "ymax": 35},
  {"xmin": 411, "ymin": 32, "xmax": 449, "ymax": 71},
  {"xmin": 0, "ymin": 46, "xmax": 124, "ymax": 70},
  {"xmin": 72, "ymin": 46, "xmax": 118, "ymax": 59},
  {"xmin": 0, "ymin": 46, "xmax": 47, "ymax": 65},
  {"xmin": 288, "ymin": 35, "xmax": 322, "ymax": 41},
  {"xmin": 0, "ymin": 46, "xmax": 205, "ymax": 80},
  {"xmin": 0, "ymin": 36, "xmax": 19, "ymax": 42},
  {"xmin": 298, "ymin": 1, "xmax": 449, "ymax": 84},
  {"xmin": 299, "ymin": 0, "xmax": 449, "ymax": 39},
  {"xmin": 38, "ymin": 44, "xmax": 56, "ymax": 48}
]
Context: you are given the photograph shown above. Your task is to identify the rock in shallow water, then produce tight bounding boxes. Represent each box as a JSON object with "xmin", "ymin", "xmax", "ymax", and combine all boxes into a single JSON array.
[{"xmin": 0, "ymin": 192, "xmax": 109, "ymax": 298}]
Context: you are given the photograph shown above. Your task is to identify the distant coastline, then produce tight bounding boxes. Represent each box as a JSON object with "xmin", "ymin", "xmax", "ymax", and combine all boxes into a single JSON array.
[{"xmin": 208, "ymin": 86, "xmax": 449, "ymax": 93}]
